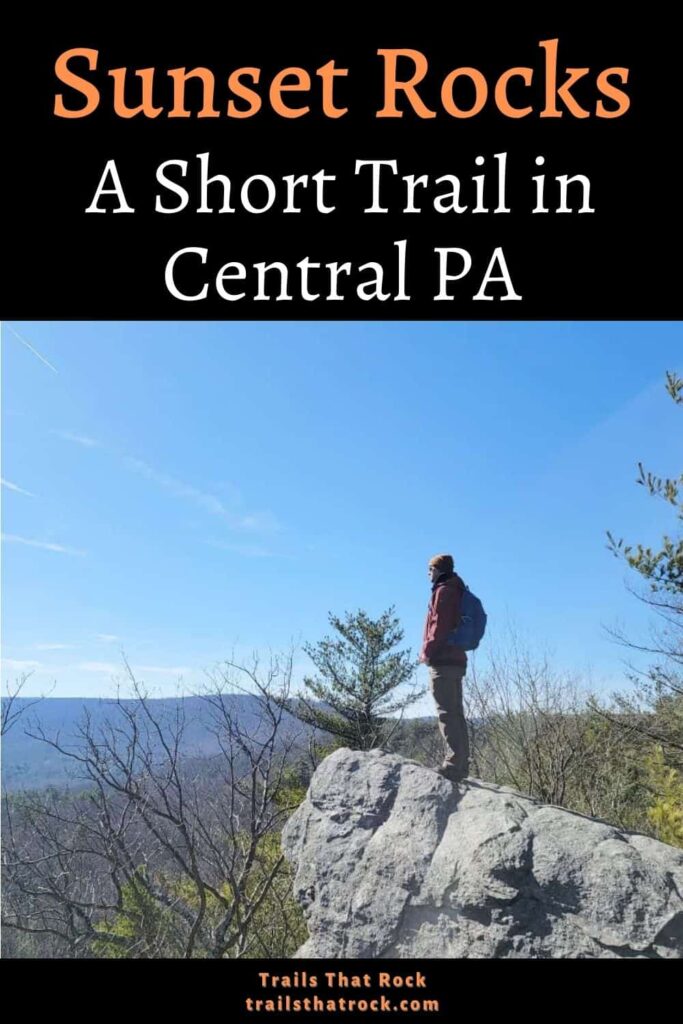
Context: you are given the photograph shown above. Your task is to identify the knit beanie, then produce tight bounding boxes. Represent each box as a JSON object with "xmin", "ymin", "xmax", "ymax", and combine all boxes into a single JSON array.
[{"xmin": 429, "ymin": 553, "xmax": 454, "ymax": 574}]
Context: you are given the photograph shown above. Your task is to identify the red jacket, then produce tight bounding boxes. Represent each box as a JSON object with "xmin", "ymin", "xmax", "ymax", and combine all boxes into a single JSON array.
[{"xmin": 420, "ymin": 572, "xmax": 467, "ymax": 668}]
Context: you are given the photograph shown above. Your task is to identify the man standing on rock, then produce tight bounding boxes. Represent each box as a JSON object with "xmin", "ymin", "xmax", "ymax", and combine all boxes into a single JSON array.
[{"xmin": 420, "ymin": 553, "xmax": 469, "ymax": 783}]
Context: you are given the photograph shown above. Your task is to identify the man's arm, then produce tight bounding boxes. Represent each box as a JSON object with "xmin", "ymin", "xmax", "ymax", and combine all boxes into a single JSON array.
[{"xmin": 422, "ymin": 585, "xmax": 460, "ymax": 662}]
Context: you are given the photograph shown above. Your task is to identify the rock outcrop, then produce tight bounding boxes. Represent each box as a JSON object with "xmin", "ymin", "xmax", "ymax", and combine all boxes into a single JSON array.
[{"xmin": 282, "ymin": 748, "xmax": 683, "ymax": 959}]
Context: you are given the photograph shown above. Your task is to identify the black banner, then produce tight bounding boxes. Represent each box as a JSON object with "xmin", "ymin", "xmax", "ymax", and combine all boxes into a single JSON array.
[{"xmin": 2, "ymin": 13, "xmax": 679, "ymax": 318}]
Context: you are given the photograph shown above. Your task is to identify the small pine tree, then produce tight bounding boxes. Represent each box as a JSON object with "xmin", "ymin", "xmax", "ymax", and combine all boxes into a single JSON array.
[
  {"xmin": 607, "ymin": 370, "xmax": 682, "ymax": 596},
  {"xmin": 291, "ymin": 607, "xmax": 422, "ymax": 751},
  {"xmin": 605, "ymin": 370, "xmax": 683, "ymax": 771}
]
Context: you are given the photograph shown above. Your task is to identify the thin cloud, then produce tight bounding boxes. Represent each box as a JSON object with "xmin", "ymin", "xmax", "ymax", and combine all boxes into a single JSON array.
[
  {"xmin": 76, "ymin": 661, "xmax": 189, "ymax": 676},
  {"xmin": 124, "ymin": 456, "xmax": 280, "ymax": 532},
  {"xmin": 77, "ymin": 661, "xmax": 120, "ymax": 674},
  {"xmin": 35, "ymin": 643, "xmax": 76, "ymax": 651},
  {"xmin": 3, "ymin": 659, "xmax": 43, "ymax": 672},
  {"xmin": 2, "ymin": 534, "xmax": 86, "ymax": 556},
  {"xmin": 1, "ymin": 478, "xmax": 35, "ymax": 497},
  {"xmin": 56, "ymin": 431, "xmax": 101, "ymax": 448},
  {"xmin": 209, "ymin": 540, "xmax": 274, "ymax": 558},
  {"xmin": 6, "ymin": 325, "xmax": 58, "ymax": 373},
  {"xmin": 233, "ymin": 512, "xmax": 281, "ymax": 533},
  {"xmin": 52, "ymin": 434, "xmax": 280, "ymax": 534},
  {"xmin": 124, "ymin": 457, "xmax": 228, "ymax": 516},
  {"xmin": 136, "ymin": 665, "xmax": 191, "ymax": 676},
  {"xmin": 96, "ymin": 634, "xmax": 121, "ymax": 644}
]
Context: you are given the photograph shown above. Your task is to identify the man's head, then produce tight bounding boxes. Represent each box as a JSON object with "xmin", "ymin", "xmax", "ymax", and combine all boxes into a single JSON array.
[{"xmin": 428, "ymin": 553, "xmax": 454, "ymax": 582}]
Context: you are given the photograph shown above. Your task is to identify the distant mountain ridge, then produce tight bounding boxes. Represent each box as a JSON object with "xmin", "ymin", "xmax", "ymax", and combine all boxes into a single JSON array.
[{"xmin": 1, "ymin": 694, "xmax": 306, "ymax": 791}]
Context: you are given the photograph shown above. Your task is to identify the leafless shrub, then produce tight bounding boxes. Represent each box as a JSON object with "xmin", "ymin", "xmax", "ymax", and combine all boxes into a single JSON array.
[{"xmin": 2, "ymin": 653, "xmax": 308, "ymax": 958}]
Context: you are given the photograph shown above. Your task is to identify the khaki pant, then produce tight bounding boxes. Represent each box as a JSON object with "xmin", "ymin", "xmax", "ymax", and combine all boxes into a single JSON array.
[{"xmin": 429, "ymin": 664, "xmax": 469, "ymax": 776}]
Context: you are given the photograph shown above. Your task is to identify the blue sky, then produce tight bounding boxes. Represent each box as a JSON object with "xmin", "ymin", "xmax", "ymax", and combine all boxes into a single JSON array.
[{"xmin": 1, "ymin": 321, "xmax": 681, "ymax": 711}]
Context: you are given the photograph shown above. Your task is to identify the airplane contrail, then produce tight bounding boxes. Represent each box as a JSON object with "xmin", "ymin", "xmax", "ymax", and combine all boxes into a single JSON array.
[
  {"xmin": 1, "ymin": 478, "xmax": 35, "ymax": 497},
  {"xmin": 5, "ymin": 325, "xmax": 58, "ymax": 373}
]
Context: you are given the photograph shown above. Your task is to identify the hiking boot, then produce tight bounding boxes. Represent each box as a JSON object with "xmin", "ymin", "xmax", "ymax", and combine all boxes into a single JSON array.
[{"xmin": 435, "ymin": 764, "xmax": 467, "ymax": 784}]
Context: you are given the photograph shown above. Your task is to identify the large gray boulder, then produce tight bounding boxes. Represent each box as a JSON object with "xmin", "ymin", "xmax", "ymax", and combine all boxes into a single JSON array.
[{"xmin": 282, "ymin": 748, "xmax": 683, "ymax": 959}]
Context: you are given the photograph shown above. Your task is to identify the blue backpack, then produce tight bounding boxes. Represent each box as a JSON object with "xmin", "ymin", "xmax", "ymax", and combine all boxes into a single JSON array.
[{"xmin": 447, "ymin": 583, "xmax": 487, "ymax": 651}]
